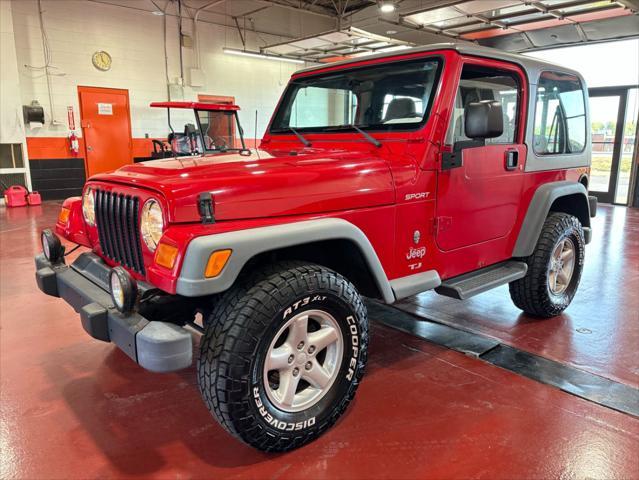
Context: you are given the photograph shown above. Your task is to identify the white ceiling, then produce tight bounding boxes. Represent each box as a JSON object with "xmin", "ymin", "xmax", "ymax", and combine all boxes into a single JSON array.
[{"xmin": 91, "ymin": 0, "xmax": 639, "ymax": 54}]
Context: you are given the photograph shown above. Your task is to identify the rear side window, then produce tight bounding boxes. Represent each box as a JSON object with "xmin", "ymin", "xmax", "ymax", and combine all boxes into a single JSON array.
[{"xmin": 533, "ymin": 71, "xmax": 586, "ymax": 155}]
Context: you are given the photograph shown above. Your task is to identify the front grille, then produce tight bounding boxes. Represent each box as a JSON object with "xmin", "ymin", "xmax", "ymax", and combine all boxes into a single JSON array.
[{"xmin": 95, "ymin": 189, "xmax": 145, "ymax": 274}]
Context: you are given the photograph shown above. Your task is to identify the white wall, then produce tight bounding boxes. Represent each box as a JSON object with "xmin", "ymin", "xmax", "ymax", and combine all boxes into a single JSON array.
[
  {"xmin": 1, "ymin": 0, "xmax": 27, "ymax": 144},
  {"xmin": 1, "ymin": 0, "xmax": 30, "ymax": 189},
  {"xmin": 10, "ymin": 0, "xmax": 303, "ymax": 141}
]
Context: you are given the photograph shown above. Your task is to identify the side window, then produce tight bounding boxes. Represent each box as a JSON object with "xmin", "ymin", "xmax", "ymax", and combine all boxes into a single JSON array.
[
  {"xmin": 445, "ymin": 64, "xmax": 520, "ymax": 145},
  {"xmin": 533, "ymin": 71, "xmax": 586, "ymax": 155}
]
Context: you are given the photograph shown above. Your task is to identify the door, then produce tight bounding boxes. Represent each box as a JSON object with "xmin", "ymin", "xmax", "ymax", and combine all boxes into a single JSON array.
[
  {"xmin": 78, "ymin": 86, "xmax": 133, "ymax": 177},
  {"xmin": 436, "ymin": 59, "xmax": 526, "ymax": 251},
  {"xmin": 589, "ymin": 87, "xmax": 638, "ymax": 204}
]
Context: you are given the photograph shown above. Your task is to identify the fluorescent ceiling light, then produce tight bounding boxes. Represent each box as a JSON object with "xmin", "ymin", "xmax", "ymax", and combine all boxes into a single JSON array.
[
  {"xmin": 379, "ymin": 2, "xmax": 396, "ymax": 13},
  {"xmin": 151, "ymin": 10, "xmax": 164, "ymax": 15},
  {"xmin": 223, "ymin": 48, "xmax": 305, "ymax": 65}
]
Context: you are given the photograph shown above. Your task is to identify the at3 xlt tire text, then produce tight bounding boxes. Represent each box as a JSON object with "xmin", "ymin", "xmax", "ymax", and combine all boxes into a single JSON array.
[{"xmin": 197, "ymin": 261, "xmax": 368, "ymax": 452}]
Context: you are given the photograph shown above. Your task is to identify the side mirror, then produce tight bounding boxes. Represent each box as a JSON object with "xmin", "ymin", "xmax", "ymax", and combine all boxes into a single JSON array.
[
  {"xmin": 441, "ymin": 101, "xmax": 505, "ymax": 171},
  {"xmin": 464, "ymin": 100, "xmax": 503, "ymax": 139}
]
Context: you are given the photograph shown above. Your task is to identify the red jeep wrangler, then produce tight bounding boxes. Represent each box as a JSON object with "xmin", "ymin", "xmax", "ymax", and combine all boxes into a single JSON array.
[{"xmin": 36, "ymin": 43, "xmax": 596, "ymax": 452}]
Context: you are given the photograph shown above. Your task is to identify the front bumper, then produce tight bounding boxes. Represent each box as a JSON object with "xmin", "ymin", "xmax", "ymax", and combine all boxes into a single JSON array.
[{"xmin": 35, "ymin": 252, "xmax": 192, "ymax": 372}]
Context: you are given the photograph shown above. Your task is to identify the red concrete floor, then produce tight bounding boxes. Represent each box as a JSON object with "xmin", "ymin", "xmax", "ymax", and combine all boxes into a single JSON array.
[
  {"xmin": 396, "ymin": 205, "xmax": 639, "ymax": 388},
  {"xmin": 1, "ymin": 202, "xmax": 639, "ymax": 480}
]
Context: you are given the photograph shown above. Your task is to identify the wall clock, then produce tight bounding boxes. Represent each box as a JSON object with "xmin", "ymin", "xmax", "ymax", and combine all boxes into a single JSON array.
[{"xmin": 92, "ymin": 51, "xmax": 112, "ymax": 71}]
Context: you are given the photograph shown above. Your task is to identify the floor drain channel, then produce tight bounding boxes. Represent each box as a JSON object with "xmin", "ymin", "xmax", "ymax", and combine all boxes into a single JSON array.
[{"xmin": 367, "ymin": 300, "xmax": 639, "ymax": 418}]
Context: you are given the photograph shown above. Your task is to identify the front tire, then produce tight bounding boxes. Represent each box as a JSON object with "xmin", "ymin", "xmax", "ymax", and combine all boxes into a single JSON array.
[
  {"xmin": 197, "ymin": 262, "xmax": 368, "ymax": 452},
  {"xmin": 509, "ymin": 212, "xmax": 585, "ymax": 317}
]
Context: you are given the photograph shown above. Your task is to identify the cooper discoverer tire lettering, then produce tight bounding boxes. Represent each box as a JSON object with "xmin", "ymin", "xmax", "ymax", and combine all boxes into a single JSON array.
[{"xmin": 197, "ymin": 261, "xmax": 368, "ymax": 452}]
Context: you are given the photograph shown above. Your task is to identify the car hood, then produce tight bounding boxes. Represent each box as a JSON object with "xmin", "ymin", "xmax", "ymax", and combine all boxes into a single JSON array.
[{"xmin": 89, "ymin": 148, "xmax": 394, "ymax": 223}]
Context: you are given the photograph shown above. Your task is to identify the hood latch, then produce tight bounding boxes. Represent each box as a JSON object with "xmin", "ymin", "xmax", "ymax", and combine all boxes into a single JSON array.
[{"xmin": 198, "ymin": 192, "xmax": 215, "ymax": 224}]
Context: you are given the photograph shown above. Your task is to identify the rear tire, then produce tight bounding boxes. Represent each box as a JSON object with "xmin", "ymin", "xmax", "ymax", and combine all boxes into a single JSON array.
[
  {"xmin": 509, "ymin": 212, "xmax": 585, "ymax": 318},
  {"xmin": 197, "ymin": 262, "xmax": 368, "ymax": 452}
]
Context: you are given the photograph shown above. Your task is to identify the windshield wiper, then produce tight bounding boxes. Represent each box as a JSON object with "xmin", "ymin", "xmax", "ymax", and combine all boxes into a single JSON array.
[
  {"xmin": 287, "ymin": 127, "xmax": 312, "ymax": 147},
  {"xmin": 339, "ymin": 124, "xmax": 381, "ymax": 148},
  {"xmin": 322, "ymin": 124, "xmax": 381, "ymax": 147}
]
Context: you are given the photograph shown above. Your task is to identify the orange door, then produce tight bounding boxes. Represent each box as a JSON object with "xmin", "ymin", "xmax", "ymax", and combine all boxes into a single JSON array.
[{"xmin": 78, "ymin": 86, "xmax": 133, "ymax": 177}]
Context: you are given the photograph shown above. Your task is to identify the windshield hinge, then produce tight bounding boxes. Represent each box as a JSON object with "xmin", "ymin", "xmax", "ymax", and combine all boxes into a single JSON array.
[{"xmin": 198, "ymin": 192, "xmax": 215, "ymax": 224}]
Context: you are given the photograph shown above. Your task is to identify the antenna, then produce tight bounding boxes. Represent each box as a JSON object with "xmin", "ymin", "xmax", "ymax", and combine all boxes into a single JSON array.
[{"xmin": 254, "ymin": 109, "xmax": 261, "ymax": 160}]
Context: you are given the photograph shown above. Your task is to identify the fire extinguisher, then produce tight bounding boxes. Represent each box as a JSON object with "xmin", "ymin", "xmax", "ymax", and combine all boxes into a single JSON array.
[{"xmin": 69, "ymin": 131, "xmax": 80, "ymax": 155}]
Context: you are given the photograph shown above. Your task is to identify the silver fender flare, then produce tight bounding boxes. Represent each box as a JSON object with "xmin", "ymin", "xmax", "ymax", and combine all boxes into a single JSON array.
[
  {"xmin": 176, "ymin": 218, "xmax": 397, "ymax": 303},
  {"xmin": 513, "ymin": 181, "xmax": 591, "ymax": 258}
]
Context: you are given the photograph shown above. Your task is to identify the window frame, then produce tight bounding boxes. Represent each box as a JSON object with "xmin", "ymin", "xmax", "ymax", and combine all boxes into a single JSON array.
[
  {"xmin": 532, "ymin": 70, "xmax": 587, "ymax": 157},
  {"xmin": 446, "ymin": 64, "xmax": 523, "ymax": 146},
  {"xmin": 268, "ymin": 56, "xmax": 444, "ymax": 135},
  {"xmin": 194, "ymin": 109, "xmax": 246, "ymax": 153}
]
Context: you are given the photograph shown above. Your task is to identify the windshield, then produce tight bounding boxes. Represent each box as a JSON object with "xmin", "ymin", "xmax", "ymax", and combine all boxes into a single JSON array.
[
  {"xmin": 196, "ymin": 110, "xmax": 245, "ymax": 152},
  {"xmin": 270, "ymin": 58, "xmax": 441, "ymax": 134}
]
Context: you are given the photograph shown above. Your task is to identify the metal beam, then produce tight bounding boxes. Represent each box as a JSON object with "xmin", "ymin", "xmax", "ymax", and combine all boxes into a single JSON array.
[
  {"xmin": 399, "ymin": 0, "xmax": 469, "ymax": 18},
  {"xmin": 260, "ymin": 28, "xmax": 340, "ymax": 50},
  {"xmin": 615, "ymin": 0, "xmax": 639, "ymax": 13},
  {"xmin": 233, "ymin": 16, "xmax": 246, "ymax": 48},
  {"xmin": 254, "ymin": 0, "xmax": 338, "ymax": 19},
  {"xmin": 574, "ymin": 22, "xmax": 590, "ymax": 42},
  {"xmin": 527, "ymin": 1, "xmax": 565, "ymax": 19},
  {"xmin": 381, "ymin": 18, "xmax": 460, "ymax": 40},
  {"xmin": 451, "ymin": 3, "xmax": 625, "ymax": 37}
]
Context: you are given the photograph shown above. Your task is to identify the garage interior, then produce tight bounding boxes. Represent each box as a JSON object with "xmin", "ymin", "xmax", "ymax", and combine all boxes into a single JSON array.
[{"xmin": 1, "ymin": 0, "xmax": 638, "ymax": 478}]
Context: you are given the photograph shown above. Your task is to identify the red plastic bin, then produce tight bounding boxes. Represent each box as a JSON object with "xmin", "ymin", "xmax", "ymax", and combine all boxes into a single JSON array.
[
  {"xmin": 27, "ymin": 192, "xmax": 42, "ymax": 206},
  {"xmin": 3, "ymin": 185, "xmax": 28, "ymax": 207}
]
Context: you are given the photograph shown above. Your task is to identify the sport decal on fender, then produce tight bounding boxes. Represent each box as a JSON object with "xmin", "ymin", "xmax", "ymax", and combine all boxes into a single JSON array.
[
  {"xmin": 405, "ymin": 192, "xmax": 430, "ymax": 201},
  {"xmin": 253, "ymin": 387, "xmax": 316, "ymax": 431}
]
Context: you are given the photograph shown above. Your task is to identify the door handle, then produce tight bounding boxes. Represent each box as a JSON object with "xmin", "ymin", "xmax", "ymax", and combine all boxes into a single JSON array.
[{"xmin": 505, "ymin": 150, "xmax": 518, "ymax": 170}]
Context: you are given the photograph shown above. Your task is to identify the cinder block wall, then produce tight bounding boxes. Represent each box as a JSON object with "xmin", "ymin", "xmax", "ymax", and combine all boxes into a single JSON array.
[{"xmin": 9, "ymin": 0, "xmax": 305, "ymax": 196}]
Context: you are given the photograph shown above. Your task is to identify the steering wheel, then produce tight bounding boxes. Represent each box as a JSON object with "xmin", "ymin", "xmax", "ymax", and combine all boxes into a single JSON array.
[{"xmin": 210, "ymin": 136, "xmax": 229, "ymax": 150}]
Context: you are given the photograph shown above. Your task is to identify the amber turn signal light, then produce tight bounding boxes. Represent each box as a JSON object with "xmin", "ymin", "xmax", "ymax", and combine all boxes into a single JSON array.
[
  {"xmin": 155, "ymin": 243, "xmax": 178, "ymax": 269},
  {"xmin": 205, "ymin": 249, "xmax": 232, "ymax": 278},
  {"xmin": 58, "ymin": 207, "xmax": 70, "ymax": 224}
]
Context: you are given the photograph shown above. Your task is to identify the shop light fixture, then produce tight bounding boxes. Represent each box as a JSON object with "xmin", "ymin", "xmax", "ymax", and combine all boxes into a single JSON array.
[
  {"xmin": 222, "ymin": 48, "xmax": 305, "ymax": 65},
  {"xmin": 379, "ymin": 2, "xmax": 396, "ymax": 13}
]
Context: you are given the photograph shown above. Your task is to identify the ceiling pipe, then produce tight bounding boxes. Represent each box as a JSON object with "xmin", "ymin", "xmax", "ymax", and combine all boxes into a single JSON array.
[
  {"xmin": 193, "ymin": 0, "xmax": 226, "ymax": 68},
  {"xmin": 89, "ymin": 0, "xmax": 299, "ymax": 41}
]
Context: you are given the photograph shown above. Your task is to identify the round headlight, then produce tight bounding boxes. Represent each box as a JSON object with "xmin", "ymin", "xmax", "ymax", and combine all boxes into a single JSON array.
[
  {"xmin": 140, "ymin": 199, "xmax": 164, "ymax": 251},
  {"xmin": 83, "ymin": 187, "xmax": 95, "ymax": 226},
  {"xmin": 109, "ymin": 266, "xmax": 137, "ymax": 313},
  {"xmin": 41, "ymin": 229, "xmax": 64, "ymax": 263}
]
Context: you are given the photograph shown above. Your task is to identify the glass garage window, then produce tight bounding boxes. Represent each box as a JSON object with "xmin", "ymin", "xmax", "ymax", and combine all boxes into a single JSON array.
[
  {"xmin": 533, "ymin": 71, "xmax": 587, "ymax": 155},
  {"xmin": 270, "ymin": 58, "xmax": 441, "ymax": 133}
]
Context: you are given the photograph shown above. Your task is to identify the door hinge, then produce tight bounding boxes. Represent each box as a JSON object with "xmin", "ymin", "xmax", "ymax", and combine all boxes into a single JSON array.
[{"xmin": 434, "ymin": 216, "xmax": 452, "ymax": 233}]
